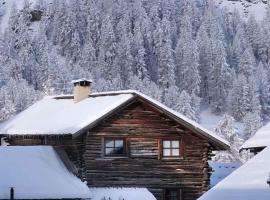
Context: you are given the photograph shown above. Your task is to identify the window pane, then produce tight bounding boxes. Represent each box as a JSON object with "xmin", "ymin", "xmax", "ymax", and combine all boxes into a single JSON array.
[
  {"xmin": 165, "ymin": 190, "xmax": 179, "ymax": 200},
  {"xmin": 163, "ymin": 141, "xmax": 171, "ymax": 148},
  {"xmin": 170, "ymin": 191, "xmax": 178, "ymax": 197},
  {"xmin": 172, "ymin": 141, "xmax": 179, "ymax": 148},
  {"xmin": 114, "ymin": 147, "xmax": 124, "ymax": 155},
  {"xmin": 115, "ymin": 140, "xmax": 124, "ymax": 148},
  {"xmin": 105, "ymin": 148, "xmax": 115, "ymax": 156},
  {"xmin": 163, "ymin": 149, "xmax": 171, "ymax": 156},
  {"xmin": 172, "ymin": 149, "xmax": 180, "ymax": 156},
  {"xmin": 105, "ymin": 140, "xmax": 114, "ymax": 148}
]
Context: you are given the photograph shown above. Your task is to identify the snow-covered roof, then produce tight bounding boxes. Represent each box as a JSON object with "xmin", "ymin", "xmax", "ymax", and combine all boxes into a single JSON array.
[
  {"xmin": 0, "ymin": 90, "xmax": 229, "ymax": 149},
  {"xmin": 0, "ymin": 93, "xmax": 133, "ymax": 135},
  {"xmin": 0, "ymin": 146, "xmax": 91, "ymax": 199},
  {"xmin": 89, "ymin": 187, "xmax": 156, "ymax": 200},
  {"xmin": 241, "ymin": 122, "xmax": 270, "ymax": 150},
  {"xmin": 198, "ymin": 146, "xmax": 270, "ymax": 200}
]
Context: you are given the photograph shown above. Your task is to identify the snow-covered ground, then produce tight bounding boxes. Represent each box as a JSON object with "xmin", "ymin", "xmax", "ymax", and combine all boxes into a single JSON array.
[
  {"xmin": 215, "ymin": 0, "xmax": 267, "ymax": 21},
  {"xmin": 89, "ymin": 188, "xmax": 156, "ymax": 200},
  {"xmin": 209, "ymin": 161, "xmax": 241, "ymax": 187}
]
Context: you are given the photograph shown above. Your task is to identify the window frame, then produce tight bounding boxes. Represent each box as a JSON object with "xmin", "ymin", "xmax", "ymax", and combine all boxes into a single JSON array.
[
  {"xmin": 103, "ymin": 138, "xmax": 127, "ymax": 157},
  {"xmin": 162, "ymin": 139, "xmax": 181, "ymax": 158}
]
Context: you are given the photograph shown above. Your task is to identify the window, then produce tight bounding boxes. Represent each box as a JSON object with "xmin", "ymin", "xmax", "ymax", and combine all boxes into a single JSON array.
[
  {"xmin": 164, "ymin": 189, "xmax": 180, "ymax": 200},
  {"xmin": 104, "ymin": 139, "xmax": 125, "ymax": 157},
  {"xmin": 162, "ymin": 140, "xmax": 180, "ymax": 157}
]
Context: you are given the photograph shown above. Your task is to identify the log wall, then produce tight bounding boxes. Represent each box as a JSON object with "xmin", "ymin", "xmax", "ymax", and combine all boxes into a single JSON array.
[{"xmin": 84, "ymin": 100, "xmax": 212, "ymax": 200}]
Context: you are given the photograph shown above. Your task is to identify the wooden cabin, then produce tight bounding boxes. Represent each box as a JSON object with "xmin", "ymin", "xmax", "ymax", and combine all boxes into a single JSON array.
[{"xmin": 0, "ymin": 79, "xmax": 229, "ymax": 200}]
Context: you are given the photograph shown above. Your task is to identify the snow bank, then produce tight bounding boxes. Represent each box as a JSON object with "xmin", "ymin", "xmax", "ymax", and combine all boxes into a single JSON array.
[
  {"xmin": 0, "ymin": 146, "xmax": 91, "ymax": 199},
  {"xmin": 89, "ymin": 187, "xmax": 156, "ymax": 200},
  {"xmin": 242, "ymin": 122, "xmax": 270, "ymax": 149},
  {"xmin": 198, "ymin": 146, "xmax": 270, "ymax": 200}
]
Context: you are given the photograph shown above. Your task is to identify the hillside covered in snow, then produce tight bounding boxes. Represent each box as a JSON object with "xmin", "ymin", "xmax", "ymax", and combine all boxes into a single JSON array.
[
  {"xmin": 0, "ymin": 0, "xmax": 270, "ymax": 162},
  {"xmin": 215, "ymin": 0, "xmax": 267, "ymax": 21}
]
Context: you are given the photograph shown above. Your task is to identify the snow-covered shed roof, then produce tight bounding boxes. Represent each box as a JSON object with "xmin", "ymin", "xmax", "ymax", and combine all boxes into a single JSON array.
[
  {"xmin": 89, "ymin": 187, "xmax": 156, "ymax": 200},
  {"xmin": 198, "ymin": 146, "xmax": 270, "ymax": 200},
  {"xmin": 0, "ymin": 146, "xmax": 91, "ymax": 199},
  {"xmin": 0, "ymin": 90, "xmax": 229, "ymax": 150},
  {"xmin": 241, "ymin": 122, "xmax": 270, "ymax": 150}
]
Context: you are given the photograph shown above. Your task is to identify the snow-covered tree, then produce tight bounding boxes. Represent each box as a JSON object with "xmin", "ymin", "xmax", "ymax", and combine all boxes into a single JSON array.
[
  {"xmin": 213, "ymin": 114, "xmax": 244, "ymax": 163},
  {"xmin": 175, "ymin": 15, "xmax": 200, "ymax": 95},
  {"xmin": 209, "ymin": 39, "xmax": 233, "ymax": 113},
  {"xmin": 0, "ymin": 78, "xmax": 41, "ymax": 121},
  {"xmin": 243, "ymin": 112, "xmax": 262, "ymax": 140},
  {"xmin": 229, "ymin": 74, "xmax": 261, "ymax": 120}
]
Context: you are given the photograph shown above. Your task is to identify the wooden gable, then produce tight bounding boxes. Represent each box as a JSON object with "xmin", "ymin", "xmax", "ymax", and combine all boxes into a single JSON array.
[{"xmin": 84, "ymin": 99, "xmax": 213, "ymax": 200}]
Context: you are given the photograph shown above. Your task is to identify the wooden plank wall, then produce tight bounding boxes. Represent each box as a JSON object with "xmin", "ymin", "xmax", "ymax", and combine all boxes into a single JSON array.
[{"xmin": 84, "ymin": 100, "xmax": 212, "ymax": 200}]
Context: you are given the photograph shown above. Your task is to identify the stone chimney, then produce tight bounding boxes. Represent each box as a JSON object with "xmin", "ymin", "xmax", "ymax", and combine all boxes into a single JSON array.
[{"xmin": 71, "ymin": 79, "xmax": 92, "ymax": 103}]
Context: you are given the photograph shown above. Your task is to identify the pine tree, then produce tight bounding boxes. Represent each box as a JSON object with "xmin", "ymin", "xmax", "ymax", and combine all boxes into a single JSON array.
[
  {"xmin": 132, "ymin": 25, "xmax": 149, "ymax": 81},
  {"xmin": 238, "ymin": 48, "xmax": 256, "ymax": 78},
  {"xmin": 196, "ymin": 25, "xmax": 213, "ymax": 99},
  {"xmin": 97, "ymin": 15, "xmax": 118, "ymax": 80},
  {"xmin": 229, "ymin": 74, "xmax": 261, "ymax": 120},
  {"xmin": 115, "ymin": 20, "xmax": 133, "ymax": 88},
  {"xmin": 157, "ymin": 17, "xmax": 176, "ymax": 91},
  {"xmin": 229, "ymin": 74, "xmax": 250, "ymax": 120},
  {"xmin": 177, "ymin": 90, "xmax": 197, "ymax": 121},
  {"xmin": 243, "ymin": 112, "xmax": 262, "ymax": 140},
  {"xmin": 209, "ymin": 39, "xmax": 233, "ymax": 113},
  {"xmin": 175, "ymin": 15, "xmax": 200, "ymax": 95},
  {"xmin": 257, "ymin": 62, "xmax": 270, "ymax": 119}
]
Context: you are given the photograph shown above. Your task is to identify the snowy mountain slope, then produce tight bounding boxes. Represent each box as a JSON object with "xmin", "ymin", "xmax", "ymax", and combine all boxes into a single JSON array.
[
  {"xmin": 215, "ymin": 0, "xmax": 267, "ymax": 21},
  {"xmin": 0, "ymin": 0, "xmax": 53, "ymax": 31},
  {"xmin": 199, "ymin": 109, "xmax": 245, "ymax": 136}
]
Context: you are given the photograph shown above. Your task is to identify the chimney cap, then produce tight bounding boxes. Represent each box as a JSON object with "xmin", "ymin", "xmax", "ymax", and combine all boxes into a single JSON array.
[
  {"xmin": 71, "ymin": 78, "xmax": 92, "ymax": 86},
  {"xmin": 71, "ymin": 78, "xmax": 92, "ymax": 84}
]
